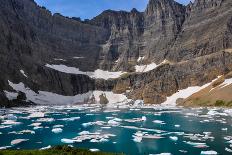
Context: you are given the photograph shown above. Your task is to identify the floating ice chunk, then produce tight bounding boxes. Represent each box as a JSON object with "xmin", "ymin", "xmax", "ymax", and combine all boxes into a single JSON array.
[
  {"xmin": 108, "ymin": 120, "xmax": 120, "ymax": 126},
  {"xmin": 153, "ymin": 120, "xmax": 166, "ymax": 125},
  {"xmin": 52, "ymin": 128, "xmax": 63, "ymax": 134},
  {"xmin": 2, "ymin": 120, "xmax": 21, "ymax": 125},
  {"xmin": 37, "ymin": 118, "xmax": 54, "ymax": 122},
  {"xmin": 200, "ymin": 150, "xmax": 217, "ymax": 155},
  {"xmin": 169, "ymin": 136, "xmax": 178, "ymax": 141},
  {"xmin": 58, "ymin": 117, "xmax": 80, "ymax": 121},
  {"xmin": 174, "ymin": 125, "xmax": 180, "ymax": 128},
  {"xmin": 90, "ymin": 148, "xmax": 100, "ymax": 152},
  {"xmin": 61, "ymin": 138, "xmax": 76, "ymax": 144},
  {"xmin": 0, "ymin": 125, "xmax": 12, "ymax": 129},
  {"xmin": 20, "ymin": 70, "xmax": 28, "ymax": 78},
  {"xmin": 225, "ymin": 148, "xmax": 232, "ymax": 152},
  {"xmin": 142, "ymin": 116, "xmax": 147, "ymax": 121},
  {"xmin": 53, "ymin": 125, "xmax": 64, "ymax": 128},
  {"xmin": 101, "ymin": 126, "xmax": 111, "ymax": 129},
  {"xmin": 82, "ymin": 121, "xmax": 105, "ymax": 127},
  {"xmin": 1, "ymin": 114, "xmax": 17, "ymax": 120},
  {"xmin": 11, "ymin": 139, "xmax": 29, "ymax": 145},
  {"xmin": 40, "ymin": 145, "xmax": 51, "ymax": 150},
  {"xmin": 184, "ymin": 141, "xmax": 207, "ymax": 146},
  {"xmin": 28, "ymin": 112, "xmax": 45, "ymax": 118},
  {"xmin": 0, "ymin": 146, "xmax": 11, "ymax": 150}
]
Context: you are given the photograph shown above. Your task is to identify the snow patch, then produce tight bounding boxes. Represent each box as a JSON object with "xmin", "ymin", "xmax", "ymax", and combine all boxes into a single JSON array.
[
  {"xmin": 161, "ymin": 80, "xmax": 213, "ymax": 106},
  {"xmin": 20, "ymin": 70, "xmax": 28, "ymax": 78},
  {"xmin": 45, "ymin": 64, "xmax": 125, "ymax": 80},
  {"xmin": 4, "ymin": 91, "xmax": 18, "ymax": 100},
  {"xmin": 135, "ymin": 63, "xmax": 157, "ymax": 72},
  {"xmin": 8, "ymin": 80, "xmax": 129, "ymax": 105}
]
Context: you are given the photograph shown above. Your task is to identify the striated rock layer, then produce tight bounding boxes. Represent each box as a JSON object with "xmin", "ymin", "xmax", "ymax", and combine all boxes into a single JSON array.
[{"xmin": 1, "ymin": 0, "xmax": 232, "ymax": 106}]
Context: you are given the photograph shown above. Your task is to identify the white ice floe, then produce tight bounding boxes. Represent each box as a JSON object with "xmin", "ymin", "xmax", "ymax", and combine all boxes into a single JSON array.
[
  {"xmin": 108, "ymin": 120, "xmax": 120, "ymax": 126},
  {"xmin": 61, "ymin": 138, "xmax": 77, "ymax": 144},
  {"xmin": 184, "ymin": 141, "xmax": 208, "ymax": 148},
  {"xmin": 0, "ymin": 146, "xmax": 11, "ymax": 150},
  {"xmin": 28, "ymin": 112, "xmax": 45, "ymax": 118},
  {"xmin": 11, "ymin": 139, "xmax": 29, "ymax": 145},
  {"xmin": 8, "ymin": 80, "xmax": 129, "ymax": 105},
  {"xmin": 82, "ymin": 121, "xmax": 105, "ymax": 127},
  {"xmin": 4, "ymin": 91, "xmax": 18, "ymax": 100},
  {"xmin": 9, "ymin": 130, "xmax": 35, "ymax": 135},
  {"xmin": 124, "ymin": 116, "xmax": 147, "ymax": 123},
  {"xmin": 53, "ymin": 125, "xmax": 64, "ymax": 128},
  {"xmin": 169, "ymin": 136, "xmax": 178, "ymax": 141},
  {"xmin": 2, "ymin": 120, "xmax": 21, "ymax": 125},
  {"xmin": 225, "ymin": 147, "xmax": 232, "ymax": 152},
  {"xmin": 40, "ymin": 145, "xmax": 51, "ymax": 150},
  {"xmin": 37, "ymin": 118, "xmax": 54, "ymax": 122},
  {"xmin": 135, "ymin": 63, "xmax": 157, "ymax": 72},
  {"xmin": 90, "ymin": 148, "xmax": 100, "ymax": 152},
  {"xmin": 200, "ymin": 150, "xmax": 218, "ymax": 155},
  {"xmin": 58, "ymin": 117, "xmax": 80, "ymax": 121},
  {"xmin": 30, "ymin": 123, "xmax": 41, "ymax": 127},
  {"xmin": 52, "ymin": 128, "xmax": 63, "ymax": 134},
  {"xmin": 72, "ymin": 131, "xmax": 115, "ymax": 143},
  {"xmin": 153, "ymin": 120, "xmax": 166, "ymax": 125},
  {"xmin": 45, "ymin": 64, "xmax": 125, "ymax": 80},
  {"xmin": 133, "ymin": 131, "xmax": 164, "ymax": 143},
  {"xmin": 20, "ymin": 70, "xmax": 28, "ymax": 78}
]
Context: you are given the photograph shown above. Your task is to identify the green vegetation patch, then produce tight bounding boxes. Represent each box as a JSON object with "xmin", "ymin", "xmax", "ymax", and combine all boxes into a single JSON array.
[
  {"xmin": 0, "ymin": 146, "xmax": 123, "ymax": 155},
  {"xmin": 215, "ymin": 100, "xmax": 232, "ymax": 107}
]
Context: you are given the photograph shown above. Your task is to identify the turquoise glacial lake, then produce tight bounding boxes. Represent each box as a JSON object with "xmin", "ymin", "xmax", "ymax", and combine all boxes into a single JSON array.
[{"xmin": 0, "ymin": 105, "xmax": 232, "ymax": 155}]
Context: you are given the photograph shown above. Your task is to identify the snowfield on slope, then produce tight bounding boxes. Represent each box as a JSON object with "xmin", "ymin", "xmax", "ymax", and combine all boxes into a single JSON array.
[
  {"xmin": 45, "ymin": 64, "xmax": 125, "ymax": 80},
  {"xmin": 161, "ymin": 77, "xmax": 220, "ymax": 106},
  {"xmin": 7, "ymin": 81, "xmax": 130, "ymax": 105}
]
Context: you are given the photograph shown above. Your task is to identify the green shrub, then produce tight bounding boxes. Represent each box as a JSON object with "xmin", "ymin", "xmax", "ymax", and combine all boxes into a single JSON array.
[{"xmin": 215, "ymin": 100, "xmax": 226, "ymax": 106}]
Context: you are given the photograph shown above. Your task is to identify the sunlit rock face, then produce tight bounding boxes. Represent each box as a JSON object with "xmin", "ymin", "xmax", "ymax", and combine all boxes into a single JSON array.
[{"xmin": 1, "ymin": 0, "xmax": 232, "ymax": 106}]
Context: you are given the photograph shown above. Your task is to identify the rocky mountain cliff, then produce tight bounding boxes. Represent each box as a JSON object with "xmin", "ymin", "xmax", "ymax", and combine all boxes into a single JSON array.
[{"xmin": 0, "ymin": 0, "xmax": 232, "ymax": 107}]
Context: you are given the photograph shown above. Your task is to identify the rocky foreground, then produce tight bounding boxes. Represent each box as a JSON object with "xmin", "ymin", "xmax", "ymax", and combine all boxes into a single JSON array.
[{"xmin": 0, "ymin": 0, "xmax": 232, "ymax": 107}]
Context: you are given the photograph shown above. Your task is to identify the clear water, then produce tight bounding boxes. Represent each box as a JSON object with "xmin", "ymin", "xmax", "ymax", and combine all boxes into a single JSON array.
[{"xmin": 0, "ymin": 105, "xmax": 232, "ymax": 155}]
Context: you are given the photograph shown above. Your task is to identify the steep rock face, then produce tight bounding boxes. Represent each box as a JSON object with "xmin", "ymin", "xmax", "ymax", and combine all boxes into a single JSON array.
[
  {"xmin": 89, "ymin": 9, "xmax": 144, "ymax": 71},
  {"xmin": 167, "ymin": 0, "xmax": 232, "ymax": 62},
  {"xmin": 0, "ymin": 0, "xmax": 108, "ymax": 95},
  {"xmin": 113, "ymin": 51, "xmax": 232, "ymax": 104},
  {"xmin": 142, "ymin": 0, "xmax": 186, "ymax": 62}
]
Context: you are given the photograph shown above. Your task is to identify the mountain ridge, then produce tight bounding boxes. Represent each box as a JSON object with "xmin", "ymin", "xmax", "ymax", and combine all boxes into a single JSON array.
[{"xmin": 0, "ymin": 0, "xmax": 232, "ymax": 107}]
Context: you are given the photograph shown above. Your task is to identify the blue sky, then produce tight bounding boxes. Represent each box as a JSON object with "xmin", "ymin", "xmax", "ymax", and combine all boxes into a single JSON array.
[{"xmin": 35, "ymin": 0, "xmax": 191, "ymax": 20}]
